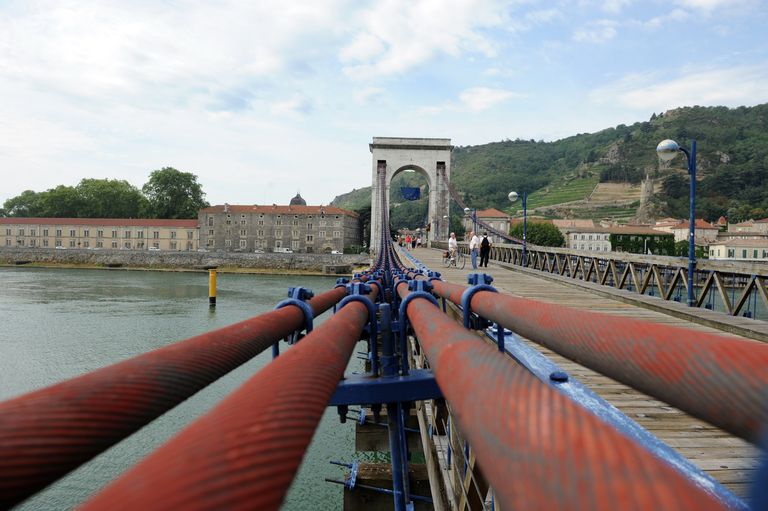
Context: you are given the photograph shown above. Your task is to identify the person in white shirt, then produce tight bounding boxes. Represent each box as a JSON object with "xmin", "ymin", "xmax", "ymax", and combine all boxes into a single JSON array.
[
  {"xmin": 468, "ymin": 230, "xmax": 480, "ymax": 269},
  {"xmin": 448, "ymin": 232, "xmax": 458, "ymax": 259}
]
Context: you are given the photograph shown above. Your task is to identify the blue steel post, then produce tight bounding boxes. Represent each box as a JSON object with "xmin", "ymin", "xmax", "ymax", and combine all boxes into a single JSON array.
[
  {"xmin": 380, "ymin": 304, "xmax": 406, "ymax": 511},
  {"xmin": 522, "ymin": 191, "xmax": 527, "ymax": 268},
  {"xmin": 685, "ymin": 140, "xmax": 697, "ymax": 307}
]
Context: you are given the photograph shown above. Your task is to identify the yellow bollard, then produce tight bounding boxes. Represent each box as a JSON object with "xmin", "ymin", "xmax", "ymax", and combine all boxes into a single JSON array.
[{"xmin": 208, "ymin": 269, "xmax": 217, "ymax": 308}]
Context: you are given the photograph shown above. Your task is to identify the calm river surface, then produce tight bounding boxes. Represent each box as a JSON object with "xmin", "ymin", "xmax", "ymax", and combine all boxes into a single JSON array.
[{"xmin": 0, "ymin": 267, "xmax": 360, "ymax": 510}]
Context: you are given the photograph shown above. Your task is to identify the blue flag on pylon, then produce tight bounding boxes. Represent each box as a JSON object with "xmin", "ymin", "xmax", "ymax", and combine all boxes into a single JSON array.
[{"xmin": 401, "ymin": 187, "xmax": 421, "ymax": 201}]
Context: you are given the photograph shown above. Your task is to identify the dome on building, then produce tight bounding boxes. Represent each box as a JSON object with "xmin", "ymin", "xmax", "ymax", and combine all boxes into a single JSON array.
[{"xmin": 289, "ymin": 193, "xmax": 307, "ymax": 206}]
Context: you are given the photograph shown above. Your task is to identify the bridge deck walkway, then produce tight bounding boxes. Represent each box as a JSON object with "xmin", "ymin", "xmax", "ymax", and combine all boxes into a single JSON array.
[{"xmin": 408, "ymin": 246, "xmax": 759, "ymax": 498}]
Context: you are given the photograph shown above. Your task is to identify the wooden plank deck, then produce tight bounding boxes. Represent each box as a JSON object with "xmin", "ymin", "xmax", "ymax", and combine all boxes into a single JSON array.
[{"xmin": 403, "ymin": 246, "xmax": 760, "ymax": 499}]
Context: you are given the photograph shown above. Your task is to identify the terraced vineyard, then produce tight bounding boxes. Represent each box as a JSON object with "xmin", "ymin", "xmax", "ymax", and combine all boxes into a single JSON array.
[{"xmin": 510, "ymin": 175, "xmax": 598, "ymax": 213}]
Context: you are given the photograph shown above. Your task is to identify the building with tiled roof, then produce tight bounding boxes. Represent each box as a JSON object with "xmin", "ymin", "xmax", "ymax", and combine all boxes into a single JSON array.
[
  {"xmin": 0, "ymin": 217, "xmax": 198, "ymax": 250},
  {"xmin": 709, "ymin": 238, "xmax": 768, "ymax": 261},
  {"xmin": 463, "ymin": 208, "xmax": 511, "ymax": 244},
  {"xmin": 670, "ymin": 219, "xmax": 719, "ymax": 243},
  {"xmin": 199, "ymin": 201, "xmax": 360, "ymax": 253},
  {"xmin": 564, "ymin": 225, "xmax": 674, "ymax": 254}
]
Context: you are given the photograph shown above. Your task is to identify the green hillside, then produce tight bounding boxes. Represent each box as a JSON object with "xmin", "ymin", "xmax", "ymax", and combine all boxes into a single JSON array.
[{"xmin": 332, "ymin": 103, "xmax": 768, "ymax": 227}]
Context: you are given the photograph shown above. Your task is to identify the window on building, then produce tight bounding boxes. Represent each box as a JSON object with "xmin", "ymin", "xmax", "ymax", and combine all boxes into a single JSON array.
[
  {"xmin": 293, "ymin": 220, "xmax": 299, "ymax": 226},
  {"xmin": 123, "ymin": 241, "xmax": 130, "ymax": 249},
  {"xmin": 43, "ymin": 229, "xmax": 49, "ymax": 236},
  {"xmin": 226, "ymin": 228, "xmax": 231, "ymax": 235},
  {"xmin": 56, "ymin": 229, "xmax": 62, "ymax": 237},
  {"xmin": 187, "ymin": 231, "xmax": 193, "ymax": 239},
  {"xmin": 276, "ymin": 219, "xmax": 282, "ymax": 226},
  {"xmin": 170, "ymin": 241, "xmax": 177, "ymax": 250},
  {"xmin": 240, "ymin": 229, "xmax": 247, "ymax": 236},
  {"xmin": 124, "ymin": 231, "xmax": 131, "ymax": 238},
  {"xmin": 207, "ymin": 239, "xmax": 214, "ymax": 247},
  {"xmin": 137, "ymin": 231, "xmax": 144, "ymax": 239},
  {"xmin": 43, "ymin": 239, "xmax": 49, "ymax": 247},
  {"xmin": 83, "ymin": 229, "xmax": 88, "ymax": 237},
  {"xmin": 275, "ymin": 230, "xmax": 283, "ymax": 237},
  {"xmin": 291, "ymin": 240, "xmax": 300, "ymax": 249},
  {"xmin": 743, "ymin": 249, "xmax": 748, "ymax": 258},
  {"xmin": 258, "ymin": 220, "xmax": 264, "ymax": 226},
  {"xmin": 208, "ymin": 217, "xmax": 214, "ymax": 226},
  {"xmin": 225, "ymin": 239, "xmax": 232, "ymax": 247},
  {"xmin": 580, "ymin": 235, "xmax": 585, "ymax": 240},
  {"xmin": 754, "ymin": 249, "xmax": 758, "ymax": 258},
  {"xmin": 70, "ymin": 229, "xmax": 76, "ymax": 237},
  {"xmin": 319, "ymin": 231, "xmax": 326, "ymax": 238},
  {"xmin": 70, "ymin": 240, "xmax": 76, "ymax": 248},
  {"xmin": 306, "ymin": 235, "xmax": 314, "ymax": 242},
  {"xmin": 83, "ymin": 241, "xmax": 89, "ymax": 248},
  {"xmin": 319, "ymin": 220, "xmax": 326, "ymax": 227},
  {"xmin": 728, "ymin": 249, "xmax": 734, "ymax": 258},
  {"xmin": 112, "ymin": 230, "xmax": 118, "ymax": 238},
  {"xmin": 4, "ymin": 229, "xmax": 10, "ymax": 236},
  {"xmin": 239, "ymin": 240, "xmax": 247, "ymax": 249},
  {"xmin": 333, "ymin": 231, "xmax": 341, "ymax": 238},
  {"xmin": 29, "ymin": 239, "xmax": 36, "ymax": 247},
  {"xmin": 136, "ymin": 242, "xmax": 144, "ymax": 248},
  {"xmin": 257, "ymin": 230, "xmax": 264, "ymax": 237},
  {"xmin": 170, "ymin": 231, "xmax": 176, "ymax": 239},
  {"xmin": 240, "ymin": 219, "xmax": 246, "ymax": 225},
  {"xmin": 97, "ymin": 229, "xmax": 103, "ymax": 237},
  {"xmin": 55, "ymin": 239, "xmax": 62, "ymax": 246},
  {"xmin": 18, "ymin": 240, "xmax": 24, "ymax": 247},
  {"xmin": 96, "ymin": 241, "xmax": 103, "ymax": 248},
  {"xmin": 30, "ymin": 229, "xmax": 36, "ymax": 236},
  {"xmin": 588, "ymin": 235, "xmax": 592, "ymax": 240},
  {"xmin": 5, "ymin": 239, "xmax": 10, "ymax": 246},
  {"xmin": 292, "ymin": 230, "xmax": 300, "ymax": 238},
  {"xmin": 153, "ymin": 231, "xmax": 160, "ymax": 239},
  {"xmin": 187, "ymin": 241, "xmax": 193, "ymax": 250},
  {"xmin": 307, "ymin": 223, "xmax": 313, "ymax": 230}
]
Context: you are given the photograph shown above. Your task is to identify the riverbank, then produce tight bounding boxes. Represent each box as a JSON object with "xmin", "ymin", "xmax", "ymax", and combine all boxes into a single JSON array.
[{"xmin": 0, "ymin": 248, "xmax": 371, "ymax": 275}]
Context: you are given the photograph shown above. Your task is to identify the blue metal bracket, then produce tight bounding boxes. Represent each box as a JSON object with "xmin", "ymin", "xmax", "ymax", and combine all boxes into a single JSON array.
[
  {"xmin": 329, "ymin": 369, "xmax": 442, "ymax": 405},
  {"xmin": 398, "ymin": 281, "xmax": 439, "ymax": 375},
  {"xmin": 337, "ymin": 293, "xmax": 379, "ymax": 376},
  {"xmin": 368, "ymin": 280, "xmax": 384, "ymax": 303},
  {"xmin": 461, "ymin": 274, "xmax": 497, "ymax": 331},
  {"xmin": 272, "ymin": 287, "xmax": 315, "ymax": 358}
]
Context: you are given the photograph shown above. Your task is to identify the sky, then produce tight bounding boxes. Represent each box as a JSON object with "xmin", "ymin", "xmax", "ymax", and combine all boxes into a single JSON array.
[{"xmin": 1, "ymin": 0, "xmax": 767, "ymax": 208}]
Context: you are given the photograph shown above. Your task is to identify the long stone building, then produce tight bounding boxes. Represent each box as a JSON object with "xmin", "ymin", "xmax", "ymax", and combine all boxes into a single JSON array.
[
  {"xmin": 1, "ymin": 217, "xmax": 198, "ymax": 251},
  {"xmin": 198, "ymin": 194, "xmax": 360, "ymax": 254}
]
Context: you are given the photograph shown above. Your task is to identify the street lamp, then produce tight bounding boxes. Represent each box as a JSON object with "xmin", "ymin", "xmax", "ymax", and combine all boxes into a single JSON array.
[
  {"xmin": 463, "ymin": 207, "xmax": 477, "ymax": 233},
  {"xmin": 657, "ymin": 138, "xmax": 697, "ymax": 307},
  {"xmin": 508, "ymin": 191, "xmax": 527, "ymax": 267}
]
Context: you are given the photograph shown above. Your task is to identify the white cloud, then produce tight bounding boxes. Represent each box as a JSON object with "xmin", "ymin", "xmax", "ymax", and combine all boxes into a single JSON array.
[
  {"xmin": 339, "ymin": 0, "xmax": 507, "ymax": 80},
  {"xmin": 602, "ymin": 0, "xmax": 633, "ymax": 13},
  {"xmin": 573, "ymin": 20, "xmax": 618, "ymax": 43},
  {"xmin": 418, "ymin": 86, "xmax": 524, "ymax": 115},
  {"xmin": 353, "ymin": 87, "xmax": 385, "ymax": 105},
  {"xmin": 589, "ymin": 64, "xmax": 768, "ymax": 111},
  {"xmin": 459, "ymin": 87, "xmax": 521, "ymax": 111},
  {"xmin": 270, "ymin": 96, "xmax": 314, "ymax": 118},
  {"xmin": 672, "ymin": 0, "xmax": 751, "ymax": 10}
]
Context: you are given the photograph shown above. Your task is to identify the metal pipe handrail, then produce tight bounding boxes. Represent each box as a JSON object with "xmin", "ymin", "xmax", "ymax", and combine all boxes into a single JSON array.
[
  {"xmin": 394, "ymin": 280, "xmax": 724, "ymax": 510},
  {"xmin": 0, "ymin": 286, "xmax": 347, "ymax": 508},
  {"xmin": 79, "ymin": 287, "xmax": 377, "ymax": 511},
  {"xmin": 429, "ymin": 278, "xmax": 768, "ymax": 444}
]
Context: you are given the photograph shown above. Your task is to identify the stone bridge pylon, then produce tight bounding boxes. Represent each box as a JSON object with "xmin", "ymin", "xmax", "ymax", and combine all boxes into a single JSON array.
[{"xmin": 369, "ymin": 137, "xmax": 453, "ymax": 254}]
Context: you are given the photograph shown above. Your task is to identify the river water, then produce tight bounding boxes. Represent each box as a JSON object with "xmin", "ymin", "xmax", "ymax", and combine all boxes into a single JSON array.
[{"xmin": 0, "ymin": 267, "xmax": 360, "ymax": 510}]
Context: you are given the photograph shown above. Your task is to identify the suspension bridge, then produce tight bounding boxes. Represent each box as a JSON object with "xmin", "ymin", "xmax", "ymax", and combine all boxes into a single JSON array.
[{"xmin": 1, "ymin": 138, "xmax": 768, "ymax": 510}]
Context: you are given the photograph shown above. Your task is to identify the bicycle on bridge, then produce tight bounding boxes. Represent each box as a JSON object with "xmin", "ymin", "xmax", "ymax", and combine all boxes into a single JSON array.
[{"xmin": 442, "ymin": 248, "xmax": 466, "ymax": 269}]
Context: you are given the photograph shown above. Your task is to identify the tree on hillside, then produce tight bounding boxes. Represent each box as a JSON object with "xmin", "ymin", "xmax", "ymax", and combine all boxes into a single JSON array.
[
  {"xmin": 142, "ymin": 167, "xmax": 209, "ymax": 219},
  {"xmin": 509, "ymin": 221, "xmax": 564, "ymax": 247},
  {"xmin": 77, "ymin": 179, "xmax": 147, "ymax": 218}
]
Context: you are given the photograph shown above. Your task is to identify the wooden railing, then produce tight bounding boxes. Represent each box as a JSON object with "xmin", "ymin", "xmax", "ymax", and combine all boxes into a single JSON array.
[{"xmin": 432, "ymin": 241, "xmax": 768, "ymax": 319}]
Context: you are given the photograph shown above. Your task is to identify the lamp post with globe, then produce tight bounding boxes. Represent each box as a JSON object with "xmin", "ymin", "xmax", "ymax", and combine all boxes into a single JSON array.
[
  {"xmin": 657, "ymin": 139, "xmax": 697, "ymax": 307},
  {"xmin": 508, "ymin": 191, "xmax": 527, "ymax": 267}
]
